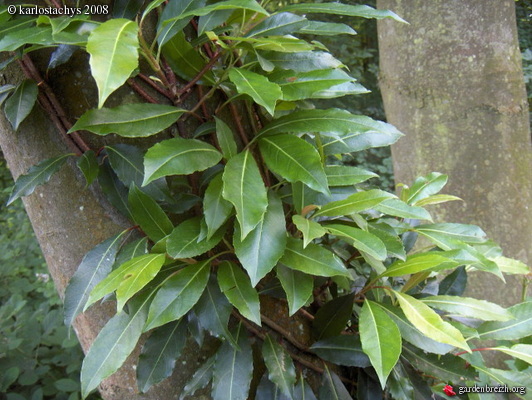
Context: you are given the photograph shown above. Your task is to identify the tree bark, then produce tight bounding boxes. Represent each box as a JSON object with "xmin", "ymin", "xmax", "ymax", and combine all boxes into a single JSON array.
[{"xmin": 377, "ymin": 0, "xmax": 531, "ymax": 307}]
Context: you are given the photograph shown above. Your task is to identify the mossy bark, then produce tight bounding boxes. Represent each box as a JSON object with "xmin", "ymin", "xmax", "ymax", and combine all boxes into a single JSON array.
[{"xmin": 377, "ymin": 0, "xmax": 531, "ymax": 308}]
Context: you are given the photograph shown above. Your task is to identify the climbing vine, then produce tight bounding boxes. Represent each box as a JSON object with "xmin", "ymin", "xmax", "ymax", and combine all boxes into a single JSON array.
[{"xmin": 1, "ymin": 1, "xmax": 531, "ymax": 399}]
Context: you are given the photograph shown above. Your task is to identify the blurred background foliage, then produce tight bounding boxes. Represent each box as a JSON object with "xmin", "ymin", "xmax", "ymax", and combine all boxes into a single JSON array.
[{"xmin": 0, "ymin": 0, "xmax": 529, "ymax": 397}]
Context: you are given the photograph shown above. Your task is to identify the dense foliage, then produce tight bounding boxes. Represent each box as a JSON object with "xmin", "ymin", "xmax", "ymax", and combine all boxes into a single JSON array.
[{"xmin": 1, "ymin": 1, "xmax": 531, "ymax": 400}]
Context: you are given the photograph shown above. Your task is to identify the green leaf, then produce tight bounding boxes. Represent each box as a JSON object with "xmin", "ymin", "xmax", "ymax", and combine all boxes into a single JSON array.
[
  {"xmin": 312, "ymin": 293, "xmax": 354, "ymax": 340},
  {"xmin": 179, "ymin": 355, "xmax": 215, "ymax": 400},
  {"xmin": 310, "ymin": 335, "xmax": 370, "ymax": 368},
  {"xmin": 488, "ymin": 344, "xmax": 532, "ymax": 365},
  {"xmin": 69, "ymin": 104, "xmax": 185, "ymax": 137},
  {"xmin": 413, "ymin": 194, "xmax": 462, "ymax": 207},
  {"xmin": 374, "ymin": 198, "xmax": 432, "ymax": 221},
  {"xmin": 4, "ymin": 80, "xmax": 38, "ymax": 130},
  {"xmin": 137, "ymin": 319, "xmax": 187, "ymax": 393},
  {"xmin": 270, "ymin": 69, "xmax": 367, "ymax": 101},
  {"xmin": 234, "ymin": 191, "xmax": 286, "ymax": 286},
  {"xmin": 277, "ymin": 264, "xmax": 313, "ymax": 316},
  {"xmin": 393, "ymin": 291, "xmax": 470, "ymax": 352},
  {"xmin": 0, "ymin": 84, "xmax": 15, "ymax": 105},
  {"xmin": 114, "ymin": 237, "xmax": 149, "ymax": 267},
  {"xmin": 421, "ymin": 295, "xmax": 513, "ymax": 322},
  {"xmin": 324, "ymin": 165, "xmax": 377, "ymax": 186},
  {"xmin": 162, "ymin": 31, "xmax": 215, "ymax": 84},
  {"xmin": 98, "ymin": 162, "xmax": 133, "ymax": 219},
  {"xmin": 404, "ymin": 172, "xmax": 447, "ymax": 205},
  {"xmin": 86, "ymin": 19, "xmax": 139, "ymax": 108},
  {"xmin": 292, "ymin": 215, "xmax": 326, "ymax": 248},
  {"xmin": 293, "ymin": 377, "xmax": 317, "ymax": 400},
  {"xmin": 259, "ymin": 51, "xmax": 344, "ymax": 73},
  {"xmin": 469, "ymin": 365, "xmax": 532, "ymax": 397},
  {"xmin": 259, "ymin": 134, "xmax": 329, "ymax": 194},
  {"xmin": 415, "ymin": 223, "xmax": 487, "ymax": 244},
  {"xmin": 491, "ymin": 256, "xmax": 530, "ymax": 275},
  {"xmin": 77, "ymin": 150, "xmax": 99, "ymax": 187},
  {"xmin": 113, "ymin": 0, "xmax": 145, "ymax": 19},
  {"xmin": 217, "ymin": 261, "xmax": 261, "ymax": 325},
  {"xmin": 383, "ymin": 253, "xmax": 458, "ymax": 277},
  {"xmin": 359, "ymin": 300, "xmax": 401, "ymax": 388},
  {"xmin": 215, "ymin": 117, "xmax": 238, "ymax": 160},
  {"xmin": 7, "ymin": 154, "xmax": 71, "ymax": 206},
  {"xmin": 85, "ymin": 253, "xmax": 165, "ymax": 312},
  {"xmin": 212, "ymin": 323, "xmax": 253, "ymax": 400},
  {"xmin": 325, "ymin": 224, "xmax": 387, "ymax": 261},
  {"xmin": 145, "ymin": 260, "xmax": 211, "ymax": 330},
  {"xmin": 167, "ymin": 217, "xmax": 225, "ymax": 259},
  {"xmin": 204, "ymin": 174, "xmax": 233, "ymax": 239},
  {"xmin": 0, "ymin": 26, "xmax": 53, "ymax": 51},
  {"xmin": 246, "ymin": 12, "xmax": 307, "ymax": 37},
  {"xmin": 477, "ymin": 301, "xmax": 532, "ymax": 340},
  {"xmin": 228, "ymin": 68, "xmax": 281, "ymax": 116},
  {"xmin": 280, "ymin": 3, "xmax": 406, "ymax": 22},
  {"xmin": 222, "ymin": 150, "xmax": 268, "ymax": 240},
  {"xmin": 255, "ymin": 374, "xmax": 290, "ymax": 400},
  {"xmin": 263, "ymin": 334, "xmax": 296, "ymax": 397},
  {"xmin": 367, "ymin": 223, "xmax": 406, "ymax": 261},
  {"xmin": 157, "ymin": 0, "xmax": 206, "ymax": 47},
  {"xmin": 81, "ymin": 293, "xmax": 151, "ymax": 398},
  {"xmin": 438, "ymin": 266, "xmax": 467, "ymax": 296},
  {"xmin": 143, "ymin": 137, "xmax": 222, "ymax": 185},
  {"xmin": 313, "ymin": 189, "xmax": 394, "ymax": 217},
  {"xmin": 280, "ymin": 237, "xmax": 350, "ymax": 278},
  {"xmin": 299, "ymin": 21, "xmax": 356, "ymax": 36},
  {"xmin": 128, "ymin": 184, "xmax": 173, "ymax": 242},
  {"xmin": 319, "ymin": 365, "xmax": 352, "ymax": 400},
  {"xmin": 198, "ymin": 9, "xmax": 233, "ymax": 35},
  {"xmin": 194, "ymin": 276, "xmax": 234, "ymax": 342}
]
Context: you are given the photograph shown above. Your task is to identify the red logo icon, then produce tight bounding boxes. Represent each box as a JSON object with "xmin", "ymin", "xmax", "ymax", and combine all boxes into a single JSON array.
[{"xmin": 443, "ymin": 384, "xmax": 456, "ymax": 396}]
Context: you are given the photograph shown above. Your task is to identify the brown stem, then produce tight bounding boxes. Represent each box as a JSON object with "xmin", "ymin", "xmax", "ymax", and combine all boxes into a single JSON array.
[
  {"xmin": 138, "ymin": 73, "xmax": 173, "ymax": 99},
  {"xmin": 176, "ymin": 52, "xmax": 222, "ymax": 99},
  {"xmin": 229, "ymin": 102, "xmax": 249, "ymax": 146},
  {"xmin": 127, "ymin": 79, "xmax": 159, "ymax": 104},
  {"xmin": 260, "ymin": 314, "xmax": 309, "ymax": 353}
]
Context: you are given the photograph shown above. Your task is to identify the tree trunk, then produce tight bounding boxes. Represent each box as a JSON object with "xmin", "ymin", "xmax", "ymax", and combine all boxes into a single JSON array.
[{"xmin": 377, "ymin": 0, "xmax": 531, "ymax": 307}]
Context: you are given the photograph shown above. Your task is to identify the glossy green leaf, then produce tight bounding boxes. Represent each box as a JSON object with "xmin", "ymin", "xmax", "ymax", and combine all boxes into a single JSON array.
[
  {"xmin": 0, "ymin": 16, "xmax": 34, "ymax": 38},
  {"xmin": 313, "ymin": 189, "xmax": 394, "ymax": 217},
  {"xmin": 246, "ymin": 12, "xmax": 307, "ymax": 37},
  {"xmin": 271, "ymin": 69, "xmax": 366, "ymax": 101},
  {"xmin": 212, "ymin": 323, "xmax": 253, "ymax": 400},
  {"xmin": 421, "ymin": 295, "xmax": 513, "ymax": 321},
  {"xmin": 218, "ymin": 261, "xmax": 261, "ymax": 325},
  {"xmin": 280, "ymin": 3, "xmax": 406, "ymax": 22},
  {"xmin": 194, "ymin": 276, "xmax": 234, "ymax": 341},
  {"xmin": 393, "ymin": 291, "xmax": 470, "ymax": 351},
  {"xmin": 128, "ymin": 184, "xmax": 173, "ymax": 242},
  {"xmin": 77, "ymin": 150, "xmax": 99, "ymax": 187},
  {"xmin": 222, "ymin": 150, "xmax": 268, "ymax": 240},
  {"xmin": 470, "ymin": 365, "xmax": 532, "ymax": 397},
  {"xmin": 85, "ymin": 253, "xmax": 165, "ymax": 312},
  {"xmin": 81, "ymin": 292, "xmax": 151, "ymax": 398},
  {"xmin": 98, "ymin": 162, "xmax": 133, "ymax": 220},
  {"xmin": 198, "ymin": 9, "xmax": 233, "ymax": 35},
  {"xmin": 374, "ymin": 198, "xmax": 432, "ymax": 221},
  {"xmin": 0, "ymin": 84, "xmax": 15, "ymax": 105},
  {"xmin": 378, "ymin": 304, "xmax": 453, "ymax": 355},
  {"xmin": 167, "ymin": 217, "xmax": 225, "ymax": 259},
  {"xmin": 324, "ymin": 165, "xmax": 377, "ymax": 186},
  {"xmin": 413, "ymin": 194, "xmax": 462, "ymax": 207},
  {"xmin": 204, "ymin": 174, "xmax": 233, "ymax": 239},
  {"xmin": 491, "ymin": 256, "xmax": 530, "ymax": 275},
  {"xmin": 257, "ymin": 51, "xmax": 343, "ymax": 72},
  {"xmin": 145, "ymin": 260, "xmax": 210, "ymax": 330},
  {"xmin": 86, "ymin": 19, "xmax": 139, "ymax": 108},
  {"xmin": 383, "ymin": 253, "xmax": 458, "ymax": 277},
  {"xmin": 114, "ymin": 237, "xmax": 149, "ymax": 267},
  {"xmin": 228, "ymin": 68, "xmax": 281, "ymax": 116},
  {"xmin": 143, "ymin": 137, "xmax": 222, "ymax": 185},
  {"xmin": 259, "ymin": 134, "xmax": 329, "ymax": 194},
  {"xmin": 179, "ymin": 355, "xmax": 215, "ymax": 400},
  {"xmin": 360, "ymin": 300, "xmax": 401, "ymax": 388},
  {"xmin": 69, "ymin": 104, "xmax": 185, "ymax": 137},
  {"xmin": 250, "ymin": 36, "xmax": 315, "ymax": 53},
  {"xmin": 157, "ymin": 0, "xmax": 206, "ymax": 47},
  {"xmin": 277, "ymin": 264, "xmax": 313, "ymax": 316},
  {"xmin": 113, "ymin": 0, "xmax": 145, "ymax": 19},
  {"xmin": 488, "ymin": 344, "xmax": 532, "ymax": 365},
  {"xmin": 0, "ymin": 26, "xmax": 53, "ymax": 51},
  {"xmin": 299, "ymin": 21, "xmax": 356, "ymax": 36},
  {"xmin": 234, "ymin": 191, "xmax": 286, "ymax": 286},
  {"xmin": 319, "ymin": 365, "xmax": 352, "ymax": 400},
  {"xmin": 367, "ymin": 223, "xmax": 406, "ymax": 260},
  {"xmin": 293, "ymin": 377, "xmax": 317, "ymax": 400},
  {"xmin": 326, "ymin": 224, "xmax": 387, "ymax": 261},
  {"xmin": 7, "ymin": 154, "xmax": 71, "ymax": 206},
  {"xmin": 4, "ymin": 80, "xmax": 38, "ymax": 130},
  {"xmin": 255, "ymin": 374, "xmax": 290, "ymax": 400},
  {"xmin": 162, "ymin": 31, "xmax": 214, "ymax": 84},
  {"xmin": 292, "ymin": 215, "xmax": 326, "ymax": 248},
  {"xmin": 310, "ymin": 335, "xmax": 370, "ymax": 368},
  {"xmin": 477, "ymin": 301, "xmax": 532, "ymax": 340},
  {"xmin": 438, "ymin": 266, "xmax": 467, "ymax": 296},
  {"xmin": 215, "ymin": 117, "xmax": 238, "ymax": 160},
  {"xmin": 404, "ymin": 172, "xmax": 447, "ymax": 205},
  {"xmin": 416, "ymin": 223, "xmax": 487, "ymax": 244},
  {"xmin": 263, "ymin": 334, "xmax": 296, "ymax": 397},
  {"xmin": 280, "ymin": 237, "xmax": 350, "ymax": 278},
  {"xmin": 64, "ymin": 231, "xmax": 127, "ymax": 326},
  {"xmin": 313, "ymin": 293, "xmax": 354, "ymax": 340},
  {"xmin": 137, "ymin": 319, "xmax": 187, "ymax": 393}
]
